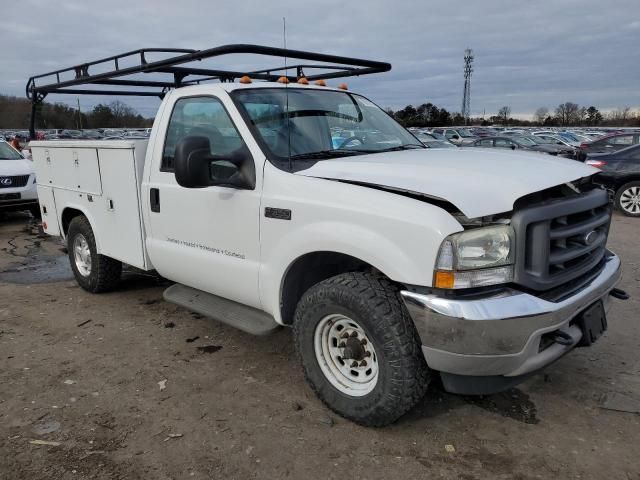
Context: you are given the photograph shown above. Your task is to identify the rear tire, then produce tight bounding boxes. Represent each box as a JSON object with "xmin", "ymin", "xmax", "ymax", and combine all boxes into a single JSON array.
[
  {"xmin": 293, "ymin": 272, "xmax": 430, "ymax": 427},
  {"xmin": 615, "ymin": 181, "xmax": 640, "ymax": 217},
  {"xmin": 67, "ymin": 215, "xmax": 122, "ymax": 292}
]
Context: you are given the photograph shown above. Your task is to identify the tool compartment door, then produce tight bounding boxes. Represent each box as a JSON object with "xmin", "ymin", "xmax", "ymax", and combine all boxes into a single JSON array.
[
  {"xmin": 95, "ymin": 147, "xmax": 146, "ymax": 269},
  {"xmin": 33, "ymin": 147, "xmax": 102, "ymax": 195}
]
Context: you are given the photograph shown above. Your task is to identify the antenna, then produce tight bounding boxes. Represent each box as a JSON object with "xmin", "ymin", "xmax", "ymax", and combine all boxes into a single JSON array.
[
  {"xmin": 283, "ymin": 17, "xmax": 292, "ymax": 171},
  {"xmin": 461, "ymin": 48, "xmax": 474, "ymax": 125}
]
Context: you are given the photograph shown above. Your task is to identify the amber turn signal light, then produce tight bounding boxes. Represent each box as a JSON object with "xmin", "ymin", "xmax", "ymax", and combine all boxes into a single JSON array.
[
  {"xmin": 239, "ymin": 75, "xmax": 252, "ymax": 84},
  {"xmin": 434, "ymin": 271, "xmax": 455, "ymax": 289},
  {"xmin": 277, "ymin": 76, "xmax": 290, "ymax": 84}
]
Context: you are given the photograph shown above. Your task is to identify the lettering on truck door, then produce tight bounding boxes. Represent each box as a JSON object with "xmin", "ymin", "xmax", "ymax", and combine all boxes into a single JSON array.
[{"xmin": 144, "ymin": 95, "xmax": 262, "ymax": 308}]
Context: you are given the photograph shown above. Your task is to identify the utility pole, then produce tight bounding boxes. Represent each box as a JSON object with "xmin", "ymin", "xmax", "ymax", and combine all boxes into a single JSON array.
[
  {"xmin": 461, "ymin": 49, "xmax": 474, "ymax": 125},
  {"xmin": 77, "ymin": 97, "xmax": 83, "ymax": 130}
]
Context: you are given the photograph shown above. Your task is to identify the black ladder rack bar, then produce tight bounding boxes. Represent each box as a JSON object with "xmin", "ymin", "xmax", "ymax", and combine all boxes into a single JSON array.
[{"xmin": 26, "ymin": 43, "xmax": 391, "ymax": 137}]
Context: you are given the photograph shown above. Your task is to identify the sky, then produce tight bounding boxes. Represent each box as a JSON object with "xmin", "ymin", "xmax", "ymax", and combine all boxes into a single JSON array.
[{"xmin": 3, "ymin": 0, "xmax": 640, "ymax": 119}]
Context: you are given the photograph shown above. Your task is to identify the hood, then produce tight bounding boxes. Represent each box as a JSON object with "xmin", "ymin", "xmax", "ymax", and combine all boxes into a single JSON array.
[
  {"xmin": 0, "ymin": 158, "xmax": 34, "ymax": 176},
  {"xmin": 296, "ymin": 148, "xmax": 598, "ymax": 218}
]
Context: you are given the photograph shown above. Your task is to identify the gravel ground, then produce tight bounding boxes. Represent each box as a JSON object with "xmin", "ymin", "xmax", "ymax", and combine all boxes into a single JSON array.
[{"xmin": 0, "ymin": 211, "xmax": 639, "ymax": 480}]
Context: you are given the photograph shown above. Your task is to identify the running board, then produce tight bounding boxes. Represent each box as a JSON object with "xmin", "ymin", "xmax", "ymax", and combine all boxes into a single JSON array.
[{"xmin": 163, "ymin": 284, "xmax": 280, "ymax": 336}]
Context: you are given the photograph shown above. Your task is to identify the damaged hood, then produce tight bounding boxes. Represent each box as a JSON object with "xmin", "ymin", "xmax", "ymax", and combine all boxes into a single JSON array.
[{"xmin": 296, "ymin": 148, "xmax": 597, "ymax": 218}]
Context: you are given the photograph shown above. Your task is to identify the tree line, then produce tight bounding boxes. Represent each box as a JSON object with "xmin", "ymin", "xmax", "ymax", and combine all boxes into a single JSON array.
[
  {"xmin": 388, "ymin": 101, "xmax": 640, "ymax": 128},
  {"xmin": 0, "ymin": 94, "xmax": 153, "ymax": 130}
]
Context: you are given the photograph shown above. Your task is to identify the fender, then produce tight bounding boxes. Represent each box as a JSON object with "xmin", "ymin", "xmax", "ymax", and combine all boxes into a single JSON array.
[
  {"xmin": 259, "ymin": 165, "xmax": 463, "ymax": 323},
  {"xmin": 60, "ymin": 203, "xmax": 103, "ymax": 253}
]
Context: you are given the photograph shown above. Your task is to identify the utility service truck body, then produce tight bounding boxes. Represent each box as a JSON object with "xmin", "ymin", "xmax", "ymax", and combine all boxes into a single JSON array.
[{"xmin": 27, "ymin": 45, "xmax": 626, "ymax": 426}]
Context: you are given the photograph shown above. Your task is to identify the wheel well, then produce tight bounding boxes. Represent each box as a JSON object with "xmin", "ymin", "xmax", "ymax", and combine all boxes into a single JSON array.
[
  {"xmin": 614, "ymin": 177, "xmax": 640, "ymax": 192},
  {"xmin": 61, "ymin": 208, "xmax": 85, "ymax": 235},
  {"xmin": 280, "ymin": 252, "xmax": 379, "ymax": 325}
]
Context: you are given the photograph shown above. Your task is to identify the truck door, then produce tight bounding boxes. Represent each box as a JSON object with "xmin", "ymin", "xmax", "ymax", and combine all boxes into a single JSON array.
[{"xmin": 144, "ymin": 94, "xmax": 262, "ymax": 309}]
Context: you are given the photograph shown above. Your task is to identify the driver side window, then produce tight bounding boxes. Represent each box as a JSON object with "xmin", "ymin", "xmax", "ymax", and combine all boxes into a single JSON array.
[{"xmin": 161, "ymin": 96, "xmax": 246, "ymax": 172}]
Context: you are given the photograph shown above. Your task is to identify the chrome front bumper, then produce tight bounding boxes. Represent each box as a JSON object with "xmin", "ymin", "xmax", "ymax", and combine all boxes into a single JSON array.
[{"xmin": 401, "ymin": 254, "xmax": 622, "ymax": 386}]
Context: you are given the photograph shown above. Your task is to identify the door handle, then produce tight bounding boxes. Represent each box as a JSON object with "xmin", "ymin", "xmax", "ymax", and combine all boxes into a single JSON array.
[{"xmin": 150, "ymin": 188, "xmax": 160, "ymax": 213}]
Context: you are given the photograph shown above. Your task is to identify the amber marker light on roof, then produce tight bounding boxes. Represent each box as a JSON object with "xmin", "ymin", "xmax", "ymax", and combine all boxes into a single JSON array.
[
  {"xmin": 338, "ymin": 83, "xmax": 348, "ymax": 90},
  {"xmin": 277, "ymin": 76, "xmax": 290, "ymax": 84},
  {"xmin": 314, "ymin": 79, "xmax": 327, "ymax": 86},
  {"xmin": 239, "ymin": 75, "xmax": 252, "ymax": 84},
  {"xmin": 297, "ymin": 77, "xmax": 309, "ymax": 85}
]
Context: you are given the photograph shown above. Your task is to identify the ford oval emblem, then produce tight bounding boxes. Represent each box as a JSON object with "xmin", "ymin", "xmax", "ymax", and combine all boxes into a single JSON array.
[
  {"xmin": 0, "ymin": 177, "xmax": 12, "ymax": 186},
  {"xmin": 584, "ymin": 230, "xmax": 598, "ymax": 245}
]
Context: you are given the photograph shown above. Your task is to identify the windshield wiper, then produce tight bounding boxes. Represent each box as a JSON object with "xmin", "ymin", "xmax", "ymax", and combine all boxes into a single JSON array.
[
  {"xmin": 288, "ymin": 149, "xmax": 367, "ymax": 160},
  {"xmin": 377, "ymin": 144, "xmax": 425, "ymax": 152}
]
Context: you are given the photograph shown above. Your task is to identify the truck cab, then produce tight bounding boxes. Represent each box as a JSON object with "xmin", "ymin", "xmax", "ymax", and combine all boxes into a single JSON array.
[{"xmin": 27, "ymin": 45, "xmax": 627, "ymax": 426}]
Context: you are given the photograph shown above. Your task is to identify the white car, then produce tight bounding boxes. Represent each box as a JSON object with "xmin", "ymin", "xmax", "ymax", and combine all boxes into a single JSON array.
[{"xmin": 0, "ymin": 140, "xmax": 39, "ymax": 217}]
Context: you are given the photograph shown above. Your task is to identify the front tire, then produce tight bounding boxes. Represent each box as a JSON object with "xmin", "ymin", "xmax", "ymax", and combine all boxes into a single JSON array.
[
  {"xmin": 67, "ymin": 215, "xmax": 122, "ymax": 292},
  {"xmin": 294, "ymin": 272, "xmax": 430, "ymax": 427},
  {"xmin": 615, "ymin": 181, "xmax": 640, "ymax": 217}
]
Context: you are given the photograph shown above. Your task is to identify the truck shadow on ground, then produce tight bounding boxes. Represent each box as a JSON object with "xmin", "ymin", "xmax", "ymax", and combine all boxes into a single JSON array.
[{"xmin": 401, "ymin": 377, "xmax": 539, "ymax": 425}]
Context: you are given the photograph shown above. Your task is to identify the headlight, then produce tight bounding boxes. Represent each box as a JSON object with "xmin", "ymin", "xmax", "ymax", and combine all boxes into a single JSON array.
[{"xmin": 434, "ymin": 225, "xmax": 514, "ymax": 289}]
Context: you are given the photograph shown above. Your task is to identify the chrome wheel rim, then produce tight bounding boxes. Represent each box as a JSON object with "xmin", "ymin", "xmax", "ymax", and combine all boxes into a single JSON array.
[
  {"xmin": 73, "ymin": 234, "xmax": 92, "ymax": 277},
  {"xmin": 620, "ymin": 186, "xmax": 640, "ymax": 214},
  {"xmin": 314, "ymin": 314, "xmax": 379, "ymax": 397}
]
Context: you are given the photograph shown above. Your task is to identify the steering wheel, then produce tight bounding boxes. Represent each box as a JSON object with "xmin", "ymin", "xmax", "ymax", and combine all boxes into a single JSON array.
[{"xmin": 337, "ymin": 135, "xmax": 365, "ymax": 149}]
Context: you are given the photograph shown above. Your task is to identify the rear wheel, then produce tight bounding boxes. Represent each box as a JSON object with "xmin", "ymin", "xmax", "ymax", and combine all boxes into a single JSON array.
[
  {"xmin": 67, "ymin": 215, "xmax": 122, "ymax": 292},
  {"xmin": 615, "ymin": 181, "xmax": 640, "ymax": 217},
  {"xmin": 294, "ymin": 272, "xmax": 430, "ymax": 427}
]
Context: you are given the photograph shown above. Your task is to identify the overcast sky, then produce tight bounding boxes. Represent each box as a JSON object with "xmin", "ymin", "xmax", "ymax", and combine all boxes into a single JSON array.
[{"xmin": 4, "ymin": 0, "xmax": 640, "ymax": 119}]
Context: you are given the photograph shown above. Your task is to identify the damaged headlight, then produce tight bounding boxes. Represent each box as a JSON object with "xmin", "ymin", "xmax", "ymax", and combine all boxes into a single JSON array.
[{"xmin": 434, "ymin": 225, "xmax": 515, "ymax": 289}]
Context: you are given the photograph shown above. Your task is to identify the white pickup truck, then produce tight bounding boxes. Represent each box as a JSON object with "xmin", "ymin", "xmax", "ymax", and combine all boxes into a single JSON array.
[{"xmin": 27, "ymin": 45, "xmax": 627, "ymax": 426}]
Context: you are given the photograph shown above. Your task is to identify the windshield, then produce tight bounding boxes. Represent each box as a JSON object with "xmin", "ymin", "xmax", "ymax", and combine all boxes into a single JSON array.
[
  {"xmin": 458, "ymin": 128, "xmax": 475, "ymax": 137},
  {"xmin": 232, "ymin": 88, "xmax": 423, "ymax": 161},
  {"xmin": 513, "ymin": 136, "xmax": 537, "ymax": 146},
  {"xmin": 0, "ymin": 142, "xmax": 23, "ymax": 160}
]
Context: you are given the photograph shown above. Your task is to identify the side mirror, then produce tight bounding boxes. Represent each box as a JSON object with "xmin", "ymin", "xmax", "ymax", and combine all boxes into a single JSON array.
[
  {"xmin": 174, "ymin": 136, "xmax": 255, "ymax": 190},
  {"xmin": 451, "ymin": 135, "xmax": 460, "ymax": 140},
  {"xmin": 510, "ymin": 145, "xmax": 516, "ymax": 150}
]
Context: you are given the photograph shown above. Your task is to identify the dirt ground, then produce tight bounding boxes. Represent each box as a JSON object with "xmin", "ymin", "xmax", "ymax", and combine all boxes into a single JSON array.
[{"xmin": 0, "ymin": 211, "xmax": 639, "ymax": 480}]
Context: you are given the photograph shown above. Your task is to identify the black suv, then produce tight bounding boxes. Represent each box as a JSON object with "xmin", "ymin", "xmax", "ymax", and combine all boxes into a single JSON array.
[{"xmin": 586, "ymin": 144, "xmax": 640, "ymax": 216}]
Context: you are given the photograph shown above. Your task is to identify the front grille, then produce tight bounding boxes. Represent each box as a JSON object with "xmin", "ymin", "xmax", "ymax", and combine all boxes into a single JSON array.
[
  {"xmin": 0, "ymin": 175, "xmax": 30, "ymax": 188},
  {"xmin": 511, "ymin": 188, "xmax": 611, "ymax": 291}
]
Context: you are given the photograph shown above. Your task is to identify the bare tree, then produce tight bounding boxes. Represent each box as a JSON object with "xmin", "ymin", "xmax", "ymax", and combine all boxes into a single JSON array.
[
  {"xmin": 497, "ymin": 106, "xmax": 511, "ymax": 126},
  {"xmin": 555, "ymin": 102, "xmax": 580, "ymax": 126},
  {"xmin": 534, "ymin": 107, "xmax": 548, "ymax": 125}
]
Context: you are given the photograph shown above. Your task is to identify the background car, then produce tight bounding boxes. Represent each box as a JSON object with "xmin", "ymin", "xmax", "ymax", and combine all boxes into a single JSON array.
[
  {"xmin": 0, "ymin": 140, "xmax": 39, "ymax": 217},
  {"xmin": 431, "ymin": 127, "xmax": 477, "ymax": 145},
  {"xmin": 578, "ymin": 132, "xmax": 640, "ymax": 161},
  {"xmin": 465, "ymin": 135, "xmax": 572, "ymax": 156},
  {"xmin": 585, "ymin": 144, "xmax": 640, "ymax": 216},
  {"xmin": 413, "ymin": 132, "xmax": 457, "ymax": 148}
]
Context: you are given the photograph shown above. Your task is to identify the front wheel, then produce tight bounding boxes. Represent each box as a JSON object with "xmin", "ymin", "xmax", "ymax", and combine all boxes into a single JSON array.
[
  {"xmin": 67, "ymin": 215, "xmax": 122, "ymax": 292},
  {"xmin": 615, "ymin": 181, "xmax": 640, "ymax": 217},
  {"xmin": 294, "ymin": 272, "xmax": 430, "ymax": 427}
]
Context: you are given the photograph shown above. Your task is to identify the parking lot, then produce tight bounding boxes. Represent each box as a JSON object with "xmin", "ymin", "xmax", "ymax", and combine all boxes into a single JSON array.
[{"xmin": 0, "ymin": 212, "xmax": 637, "ymax": 480}]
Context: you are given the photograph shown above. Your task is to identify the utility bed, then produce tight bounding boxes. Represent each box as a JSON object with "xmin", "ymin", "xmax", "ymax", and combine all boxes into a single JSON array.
[{"xmin": 30, "ymin": 140, "xmax": 151, "ymax": 270}]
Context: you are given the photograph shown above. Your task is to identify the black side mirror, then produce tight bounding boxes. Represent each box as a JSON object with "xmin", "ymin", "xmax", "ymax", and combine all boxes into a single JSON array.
[
  {"xmin": 174, "ymin": 136, "xmax": 255, "ymax": 190},
  {"xmin": 510, "ymin": 145, "xmax": 516, "ymax": 150}
]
